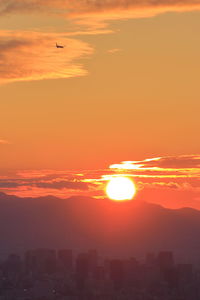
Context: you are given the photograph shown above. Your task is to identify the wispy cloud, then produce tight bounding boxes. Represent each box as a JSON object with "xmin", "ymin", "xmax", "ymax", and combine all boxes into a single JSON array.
[
  {"xmin": 107, "ymin": 155, "xmax": 200, "ymax": 208},
  {"xmin": 0, "ymin": 139, "xmax": 11, "ymax": 145},
  {"xmin": 1, "ymin": 1, "xmax": 200, "ymax": 25},
  {"xmin": 0, "ymin": 31, "xmax": 93, "ymax": 83},
  {"xmin": 0, "ymin": 169, "xmax": 96, "ymax": 198},
  {"xmin": 110, "ymin": 155, "xmax": 200, "ymax": 174},
  {"xmin": 1, "ymin": 1, "xmax": 199, "ymax": 83},
  {"xmin": 0, "ymin": 179, "xmax": 89, "ymax": 190},
  {"xmin": 0, "ymin": 155, "xmax": 199, "ymax": 209},
  {"xmin": 107, "ymin": 48, "xmax": 121, "ymax": 54}
]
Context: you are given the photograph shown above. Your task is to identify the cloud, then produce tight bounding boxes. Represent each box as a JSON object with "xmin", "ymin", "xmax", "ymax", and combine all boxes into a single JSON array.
[
  {"xmin": 137, "ymin": 181, "xmax": 200, "ymax": 191},
  {"xmin": 110, "ymin": 155, "xmax": 200, "ymax": 172},
  {"xmin": 34, "ymin": 180, "xmax": 89, "ymax": 190},
  {"xmin": 66, "ymin": 0, "xmax": 200, "ymax": 30},
  {"xmin": 0, "ymin": 169, "xmax": 96, "ymax": 198},
  {"xmin": 0, "ymin": 181, "xmax": 20, "ymax": 188},
  {"xmin": 1, "ymin": 1, "xmax": 200, "ymax": 23},
  {"xmin": 107, "ymin": 48, "xmax": 121, "ymax": 54},
  {"xmin": 0, "ymin": 179, "xmax": 89, "ymax": 190},
  {"xmin": 108, "ymin": 155, "xmax": 200, "ymax": 205},
  {"xmin": 0, "ymin": 31, "xmax": 93, "ymax": 83},
  {"xmin": 1, "ymin": 1, "xmax": 199, "ymax": 83},
  {"xmin": 138, "ymin": 155, "xmax": 200, "ymax": 169},
  {"xmin": 0, "ymin": 139, "xmax": 10, "ymax": 144},
  {"xmin": 0, "ymin": 155, "xmax": 199, "ymax": 209}
]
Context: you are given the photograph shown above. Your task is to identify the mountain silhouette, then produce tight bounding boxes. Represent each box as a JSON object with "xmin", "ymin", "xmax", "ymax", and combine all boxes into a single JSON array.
[{"xmin": 0, "ymin": 192, "xmax": 199, "ymax": 261}]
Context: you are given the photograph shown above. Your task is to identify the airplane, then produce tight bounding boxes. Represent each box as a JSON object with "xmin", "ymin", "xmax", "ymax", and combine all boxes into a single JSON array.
[{"xmin": 56, "ymin": 43, "xmax": 64, "ymax": 49}]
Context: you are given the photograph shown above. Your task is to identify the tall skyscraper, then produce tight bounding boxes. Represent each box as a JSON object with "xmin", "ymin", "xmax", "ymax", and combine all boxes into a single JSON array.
[
  {"xmin": 157, "ymin": 251, "xmax": 174, "ymax": 270},
  {"xmin": 57, "ymin": 249, "xmax": 73, "ymax": 272},
  {"xmin": 109, "ymin": 259, "xmax": 124, "ymax": 290}
]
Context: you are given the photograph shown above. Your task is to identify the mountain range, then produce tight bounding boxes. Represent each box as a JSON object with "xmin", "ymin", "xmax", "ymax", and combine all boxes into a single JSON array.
[{"xmin": 0, "ymin": 192, "xmax": 199, "ymax": 262}]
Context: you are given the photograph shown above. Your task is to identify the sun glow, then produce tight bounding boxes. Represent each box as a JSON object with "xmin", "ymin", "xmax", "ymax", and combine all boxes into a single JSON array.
[{"xmin": 106, "ymin": 177, "xmax": 136, "ymax": 201}]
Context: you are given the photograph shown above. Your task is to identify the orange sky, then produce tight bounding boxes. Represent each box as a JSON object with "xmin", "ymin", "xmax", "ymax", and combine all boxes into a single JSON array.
[
  {"xmin": 0, "ymin": 1, "xmax": 199, "ymax": 208},
  {"xmin": 0, "ymin": 155, "xmax": 199, "ymax": 210}
]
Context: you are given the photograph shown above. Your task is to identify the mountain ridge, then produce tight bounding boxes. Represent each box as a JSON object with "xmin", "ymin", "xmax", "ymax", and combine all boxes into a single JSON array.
[{"xmin": 0, "ymin": 192, "xmax": 199, "ymax": 261}]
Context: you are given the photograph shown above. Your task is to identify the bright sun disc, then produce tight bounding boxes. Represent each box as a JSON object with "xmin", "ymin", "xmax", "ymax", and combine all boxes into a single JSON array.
[{"xmin": 106, "ymin": 177, "xmax": 136, "ymax": 201}]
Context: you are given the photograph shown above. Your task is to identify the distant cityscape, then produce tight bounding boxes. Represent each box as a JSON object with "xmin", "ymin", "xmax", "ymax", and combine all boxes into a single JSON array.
[{"xmin": 0, "ymin": 248, "xmax": 198, "ymax": 300}]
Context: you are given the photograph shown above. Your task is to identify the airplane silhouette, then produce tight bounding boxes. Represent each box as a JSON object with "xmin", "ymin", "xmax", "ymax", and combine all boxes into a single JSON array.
[{"xmin": 56, "ymin": 43, "xmax": 64, "ymax": 49}]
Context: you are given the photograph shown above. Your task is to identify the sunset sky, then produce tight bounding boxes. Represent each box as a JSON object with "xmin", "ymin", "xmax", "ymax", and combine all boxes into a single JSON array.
[{"xmin": 0, "ymin": 1, "xmax": 199, "ymax": 209}]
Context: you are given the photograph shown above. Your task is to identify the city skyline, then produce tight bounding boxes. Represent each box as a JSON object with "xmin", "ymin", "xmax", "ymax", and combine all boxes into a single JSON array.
[{"xmin": 0, "ymin": 247, "xmax": 198, "ymax": 300}]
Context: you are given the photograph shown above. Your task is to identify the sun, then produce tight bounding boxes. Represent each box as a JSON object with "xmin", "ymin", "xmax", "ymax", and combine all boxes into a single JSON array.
[{"xmin": 106, "ymin": 177, "xmax": 136, "ymax": 201}]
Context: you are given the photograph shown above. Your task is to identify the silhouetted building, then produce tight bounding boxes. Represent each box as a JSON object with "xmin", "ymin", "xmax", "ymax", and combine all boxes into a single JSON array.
[
  {"xmin": 58, "ymin": 249, "xmax": 73, "ymax": 272},
  {"xmin": 25, "ymin": 249, "xmax": 56, "ymax": 274},
  {"xmin": 145, "ymin": 252, "xmax": 156, "ymax": 267},
  {"xmin": 75, "ymin": 253, "xmax": 90, "ymax": 290},
  {"xmin": 93, "ymin": 266, "xmax": 105, "ymax": 281},
  {"xmin": 4, "ymin": 254, "xmax": 22, "ymax": 274},
  {"xmin": 123, "ymin": 257, "xmax": 139, "ymax": 287},
  {"xmin": 109, "ymin": 259, "xmax": 124, "ymax": 290},
  {"xmin": 164, "ymin": 267, "xmax": 179, "ymax": 288},
  {"xmin": 177, "ymin": 263, "xmax": 193, "ymax": 282},
  {"xmin": 88, "ymin": 249, "xmax": 98, "ymax": 272},
  {"xmin": 157, "ymin": 251, "xmax": 174, "ymax": 270},
  {"xmin": 1, "ymin": 248, "xmax": 199, "ymax": 300}
]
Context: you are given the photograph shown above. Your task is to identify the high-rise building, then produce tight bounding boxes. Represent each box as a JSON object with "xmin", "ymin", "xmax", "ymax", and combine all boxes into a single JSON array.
[
  {"xmin": 157, "ymin": 251, "xmax": 177, "ymax": 288},
  {"xmin": 145, "ymin": 252, "xmax": 156, "ymax": 267},
  {"xmin": 75, "ymin": 253, "xmax": 90, "ymax": 291},
  {"xmin": 25, "ymin": 249, "xmax": 56, "ymax": 274},
  {"xmin": 109, "ymin": 259, "xmax": 124, "ymax": 290},
  {"xmin": 93, "ymin": 266, "xmax": 105, "ymax": 281},
  {"xmin": 177, "ymin": 264, "xmax": 193, "ymax": 282},
  {"xmin": 57, "ymin": 249, "xmax": 73, "ymax": 272},
  {"xmin": 5, "ymin": 254, "xmax": 22, "ymax": 274},
  {"xmin": 88, "ymin": 249, "xmax": 98, "ymax": 272},
  {"xmin": 157, "ymin": 251, "xmax": 174, "ymax": 270}
]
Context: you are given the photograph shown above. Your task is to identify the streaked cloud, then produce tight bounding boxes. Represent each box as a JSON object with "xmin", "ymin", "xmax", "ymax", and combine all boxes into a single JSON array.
[
  {"xmin": 0, "ymin": 169, "xmax": 97, "ymax": 198},
  {"xmin": 0, "ymin": 139, "xmax": 10, "ymax": 144},
  {"xmin": 0, "ymin": 179, "xmax": 89, "ymax": 190},
  {"xmin": 1, "ymin": 1, "xmax": 200, "ymax": 23},
  {"xmin": 0, "ymin": 155, "xmax": 199, "ymax": 209},
  {"xmin": 0, "ymin": 31, "xmax": 93, "ymax": 83},
  {"xmin": 107, "ymin": 48, "xmax": 122, "ymax": 54},
  {"xmin": 110, "ymin": 155, "xmax": 200, "ymax": 174},
  {"xmin": 107, "ymin": 155, "xmax": 200, "ymax": 208},
  {"xmin": 1, "ymin": 1, "xmax": 199, "ymax": 83}
]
